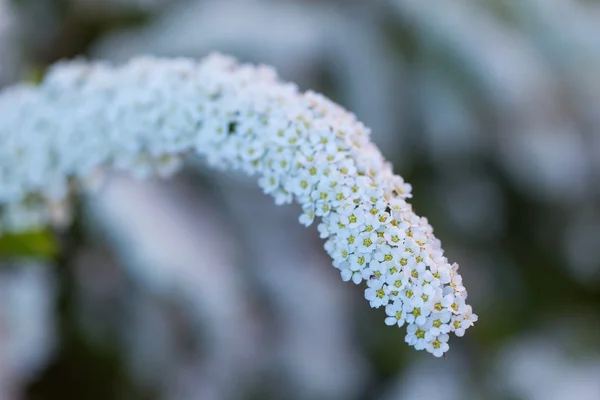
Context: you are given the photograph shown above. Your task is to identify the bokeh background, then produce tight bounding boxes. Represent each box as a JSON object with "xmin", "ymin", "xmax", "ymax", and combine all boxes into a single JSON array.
[{"xmin": 1, "ymin": 0, "xmax": 600, "ymax": 399}]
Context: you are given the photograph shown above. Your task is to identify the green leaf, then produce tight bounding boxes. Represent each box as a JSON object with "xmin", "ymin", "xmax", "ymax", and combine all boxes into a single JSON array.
[{"xmin": 0, "ymin": 230, "xmax": 59, "ymax": 260}]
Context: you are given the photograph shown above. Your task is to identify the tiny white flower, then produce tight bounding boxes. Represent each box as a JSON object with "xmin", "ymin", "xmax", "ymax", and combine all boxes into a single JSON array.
[
  {"xmin": 405, "ymin": 324, "xmax": 428, "ymax": 350},
  {"xmin": 427, "ymin": 334, "xmax": 450, "ymax": 357},
  {"xmin": 336, "ymin": 158, "xmax": 357, "ymax": 177},
  {"xmin": 373, "ymin": 244, "xmax": 398, "ymax": 265},
  {"xmin": 337, "ymin": 227, "xmax": 360, "ymax": 252},
  {"xmin": 450, "ymin": 265, "xmax": 466, "ymax": 294},
  {"xmin": 331, "ymin": 245, "xmax": 350, "ymax": 265},
  {"xmin": 340, "ymin": 266, "xmax": 363, "ymax": 285},
  {"xmin": 403, "ymin": 297, "xmax": 429, "ymax": 326},
  {"xmin": 273, "ymin": 188, "xmax": 293, "ymax": 205},
  {"xmin": 383, "ymin": 226, "xmax": 405, "ymax": 247},
  {"xmin": 356, "ymin": 231, "xmax": 378, "ymax": 253},
  {"xmin": 364, "ymin": 279, "xmax": 390, "ymax": 308},
  {"xmin": 376, "ymin": 211, "xmax": 392, "ymax": 226},
  {"xmin": 298, "ymin": 204, "xmax": 315, "ymax": 227},
  {"xmin": 257, "ymin": 173, "xmax": 279, "ymax": 194},
  {"xmin": 311, "ymin": 178, "xmax": 333, "ymax": 204},
  {"xmin": 431, "ymin": 292, "xmax": 455, "ymax": 314},
  {"xmin": 331, "ymin": 181, "xmax": 352, "ymax": 206},
  {"xmin": 348, "ymin": 252, "xmax": 371, "ymax": 272},
  {"xmin": 286, "ymin": 171, "xmax": 314, "ymax": 198},
  {"xmin": 362, "ymin": 213, "xmax": 382, "ymax": 233},
  {"xmin": 385, "ymin": 272, "xmax": 407, "ymax": 297},
  {"xmin": 425, "ymin": 311, "xmax": 452, "ymax": 338},
  {"xmin": 384, "ymin": 302, "xmax": 406, "ymax": 327},
  {"xmin": 450, "ymin": 311, "xmax": 477, "ymax": 337},
  {"xmin": 317, "ymin": 222, "xmax": 329, "ymax": 239},
  {"xmin": 339, "ymin": 205, "xmax": 365, "ymax": 230},
  {"xmin": 314, "ymin": 199, "xmax": 332, "ymax": 217},
  {"xmin": 327, "ymin": 212, "xmax": 347, "ymax": 235},
  {"xmin": 361, "ymin": 259, "xmax": 387, "ymax": 281}
]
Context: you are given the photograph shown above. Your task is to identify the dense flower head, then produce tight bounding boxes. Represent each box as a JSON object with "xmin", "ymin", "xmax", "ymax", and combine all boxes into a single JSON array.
[{"xmin": 0, "ymin": 53, "xmax": 477, "ymax": 356}]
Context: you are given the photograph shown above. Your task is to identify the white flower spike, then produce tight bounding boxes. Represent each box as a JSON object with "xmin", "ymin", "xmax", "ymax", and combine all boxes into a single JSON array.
[{"xmin": 0, "ymin": 54, "xmax": 476, "ymax": 356}]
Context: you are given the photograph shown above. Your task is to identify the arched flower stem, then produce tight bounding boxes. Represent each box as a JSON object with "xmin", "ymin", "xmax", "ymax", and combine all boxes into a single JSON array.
[{"xmin": 0, "ymin": 54, "xmax": 476, "ymax": 356}]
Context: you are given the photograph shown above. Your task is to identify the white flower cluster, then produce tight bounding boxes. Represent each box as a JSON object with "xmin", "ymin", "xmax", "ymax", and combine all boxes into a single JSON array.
[{"xmin": 0, "ymin": 53, "xmax": 476, "ymax": 356}]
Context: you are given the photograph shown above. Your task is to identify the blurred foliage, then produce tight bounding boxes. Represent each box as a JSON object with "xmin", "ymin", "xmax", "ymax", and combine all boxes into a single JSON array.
[
  {"xmin": 13, "ymin": 0, "xmax": 152, "ymax": 70},
  {"xmin": 0, "ymin": 230, "xmax": 58, "ymax": 261},
  {"xmin": 24, "ymin": 204, "xmax": 154, "ymax": 400},
  {"xmin": 3, "ymin": 0, "xmax": 600, "ymax": 399}
]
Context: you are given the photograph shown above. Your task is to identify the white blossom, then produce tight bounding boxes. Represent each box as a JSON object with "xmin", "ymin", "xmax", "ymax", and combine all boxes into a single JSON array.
[
  {"xmin": 0, "ymin": 53, "xmax": 476, "ymax": 356},
  {"xmin": 364, "ymin": 279, "xmax": 390, "ymax": 309},
  {"xmin": 426, "ymin": 334, "xmax": 450, "ymax": 358},
  {"xmin": 384, "ymin": 302, "xmax": 406, "ymax": 327}
]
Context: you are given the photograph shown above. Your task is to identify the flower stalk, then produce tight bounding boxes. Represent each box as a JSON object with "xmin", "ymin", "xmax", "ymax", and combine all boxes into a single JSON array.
[{"xmin": 0, "ymin": 54, "xmax": 476, "ymax": 356}]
